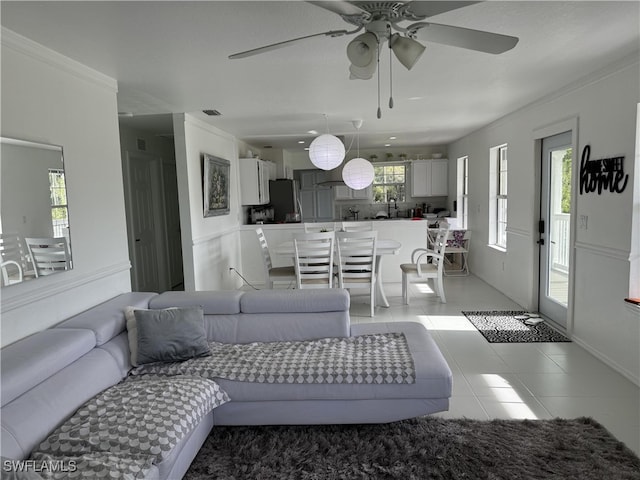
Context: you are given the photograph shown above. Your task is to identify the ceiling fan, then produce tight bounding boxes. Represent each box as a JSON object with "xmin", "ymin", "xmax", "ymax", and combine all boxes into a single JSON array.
[
  {"xmin": 229, "ymin": 1, "xmax": 518, "ymax": 118},
  {"xmin": 228, "ymin": 1, "xmax": 519, "ymax": 68}
]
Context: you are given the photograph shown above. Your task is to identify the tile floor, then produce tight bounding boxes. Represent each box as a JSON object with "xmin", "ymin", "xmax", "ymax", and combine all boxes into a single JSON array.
[{"xmin": 347, "ymin": 275, "xmax": 640, "ymax": 456}]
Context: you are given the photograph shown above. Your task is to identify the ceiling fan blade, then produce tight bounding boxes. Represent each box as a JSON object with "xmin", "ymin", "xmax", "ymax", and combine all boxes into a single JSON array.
[
  {"xmin": 307, "ymin": 1, "xmax": 369, "ymax": 17},
  {"xmin": 406, "ymin": 1, "xmax": 483, "ymax": 18},
  {"xmin": 229, "ymin": 30, "xmax": 350, "ymax": 59},
  {"xmin": 412, "ymin": 22, "xmax": 518, "ymax": 54}
]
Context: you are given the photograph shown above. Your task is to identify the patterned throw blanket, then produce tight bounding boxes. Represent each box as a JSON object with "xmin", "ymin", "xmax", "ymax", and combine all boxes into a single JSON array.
[
  {"xmin": 132, "ymin": 333, "xmax": 416, "ymax": 385},
  {"xmin": 29, "ymin": 376, "xmax": 229, "ymax": 479}
]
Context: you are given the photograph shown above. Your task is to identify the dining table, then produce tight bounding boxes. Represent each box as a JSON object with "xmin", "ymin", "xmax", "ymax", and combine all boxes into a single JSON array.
[{"xmin": 273, "ymin": 238, "xmax": 401, "ymax": 307}]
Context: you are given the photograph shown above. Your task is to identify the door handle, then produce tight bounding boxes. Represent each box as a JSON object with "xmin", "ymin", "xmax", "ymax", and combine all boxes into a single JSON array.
[{"xmin": 537, "ymin": 239, "xmax": 545, "ymax": 245}]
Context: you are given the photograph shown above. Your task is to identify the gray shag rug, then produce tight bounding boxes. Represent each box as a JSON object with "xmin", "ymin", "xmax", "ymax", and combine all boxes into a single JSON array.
[
  {"xmin": 462, "ymin": 310, "xmax": 571, "ymax": 343},
  {"xmin": 184, "ymin": 416, "xmax": 640, "ymax": 480}
]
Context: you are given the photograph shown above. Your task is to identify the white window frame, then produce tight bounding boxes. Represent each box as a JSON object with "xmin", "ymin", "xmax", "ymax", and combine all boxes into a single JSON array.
[
  {"xmin": 489, "ymin": 144, "xmax": 508, "ymax": 250},
  {"xmin": 372, "ymin": 163, "xmax": 406, "ymax": 203},
  {"xmin": 456, "ymin": 156, "xmax": 469, "ymax": 229}
]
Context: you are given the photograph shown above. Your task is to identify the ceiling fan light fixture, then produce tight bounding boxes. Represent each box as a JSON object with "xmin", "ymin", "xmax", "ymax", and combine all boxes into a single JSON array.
[
  {"xmin": 347, "ymin": 32, "xmax": 378, "ymax": 67},
  {"xmin": 390, "ymin": 34, "xmax": 426, "ymax": 70},
  {"xmin": 349, "ymin": 62, "xmax": 376, "ymax": 80},
  {"xmin": 309, "ymin": 134, "xmax": 345, "ymax": 170}
]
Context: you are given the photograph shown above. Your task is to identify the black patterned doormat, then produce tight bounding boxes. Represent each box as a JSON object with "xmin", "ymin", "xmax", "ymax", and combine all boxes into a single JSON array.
[{"xmin": 462, "ymin": 311, "xmax": 571, "ymax": 343}]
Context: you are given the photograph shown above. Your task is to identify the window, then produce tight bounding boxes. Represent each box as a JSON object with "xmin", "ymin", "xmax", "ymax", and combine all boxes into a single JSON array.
[
  {"xmin": 489, "ymin": 145, "xmax": 507, "ymax": 249},
  {"xmin": 49, "ymin": 168, "xmax": 69, "ymax": 238},
  {"xmin": 372, "ymin": 164, "xmax": 406, "ymax": 203},
  {"xmin": 457, "ymin": 156, "xmax": 469, "ymax": 228},
  {"xmin": 497, "ymin": 146, "xmax": 508, "ymax": 248}
]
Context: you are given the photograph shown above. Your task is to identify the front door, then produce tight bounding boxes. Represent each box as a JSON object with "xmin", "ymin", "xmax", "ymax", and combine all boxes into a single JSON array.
[{"xmin": 538, "ymin": 131, "xmax": 572, "ymax": 328}]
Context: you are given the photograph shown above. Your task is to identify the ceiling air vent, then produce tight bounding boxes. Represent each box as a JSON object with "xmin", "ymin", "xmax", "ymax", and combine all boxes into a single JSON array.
[
  {"xmin": 136, "ymin": 138, "xmax": 147, "ymax": 151},
  {"xmin": 202, "ymin": 109, "xmax": 222, "ymax": 116}
]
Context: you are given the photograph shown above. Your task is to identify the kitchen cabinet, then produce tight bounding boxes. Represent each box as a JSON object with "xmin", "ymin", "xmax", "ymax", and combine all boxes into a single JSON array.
[
  {"xmin": 239, "ymin": 158, "xmax": 270, "ymax": 205},
  {"xmin": 411, "ymin": 159, "xmax": 448, "ymax": 197},
  {"xmin": 297, "ymin": 170, "xmax": 334, "ymax": 222},
  {"xmin": 334, "ymin": 184, "xmax": 372, "ymax": 200}
]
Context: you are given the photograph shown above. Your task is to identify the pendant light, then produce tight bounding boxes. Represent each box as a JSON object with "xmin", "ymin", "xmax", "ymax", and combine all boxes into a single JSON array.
[
  {"xmin": 342, "ymin": 120, "xmax": 375, "ymax": 190},
  {"xmin": 308, "ymin": 116, "xmax": 345, "ymax": 170}
]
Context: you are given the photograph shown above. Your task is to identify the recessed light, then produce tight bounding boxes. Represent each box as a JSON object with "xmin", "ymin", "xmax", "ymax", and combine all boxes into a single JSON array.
[
  {"xmin": 304, "ymin": 147, "xmax": 310, "ymax": 151},
  {"xmin": 298, "ymin": 141, "xmax": 305, "ymax": 144},
  {"xmin": 307, "ymin": 130, "xmax": 318, "ymax": 135},
  {"xmin": 389, "ymin": 136, "xmax": 397, "ymax": 140},
  {"xmin": 384, "ymin": 144, "xmax": 391, "ymax": 147}
]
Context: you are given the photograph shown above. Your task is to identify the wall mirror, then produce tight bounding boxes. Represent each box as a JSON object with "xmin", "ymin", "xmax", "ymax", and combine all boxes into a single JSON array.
[{"xmin": 0, "ymin": 137, "xmax": 72, "ymax": 287}]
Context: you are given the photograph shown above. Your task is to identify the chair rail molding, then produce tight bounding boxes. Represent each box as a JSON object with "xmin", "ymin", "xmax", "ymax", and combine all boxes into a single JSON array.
[
  {"xmin": 0, "ymin": 260, "xmax": 131, "ymax": 313},
  {"xmin": 574, "ymin": 240, "xmax": 630, "ymax": 262}
]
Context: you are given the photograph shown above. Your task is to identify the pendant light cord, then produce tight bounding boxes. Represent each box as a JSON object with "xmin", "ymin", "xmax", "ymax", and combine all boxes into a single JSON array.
[
  {"xmin": 376, "ymin": 38, "xmax": 382, "ymax": 119},
  {"xmin": 388, "ymin": 25, "xmax": 394, "ymax": 109}
]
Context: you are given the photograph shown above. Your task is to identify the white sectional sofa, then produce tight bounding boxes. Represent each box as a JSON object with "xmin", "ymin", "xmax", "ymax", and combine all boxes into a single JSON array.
[{"xmin": 1, "ymin": 289, "xmax": 452, "ymax": 479}]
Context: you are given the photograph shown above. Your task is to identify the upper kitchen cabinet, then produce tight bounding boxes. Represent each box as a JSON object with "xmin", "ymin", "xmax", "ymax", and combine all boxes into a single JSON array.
[
  {"xmin": 411, "ymin": 159, "xmax": 448, "ymax": 197},
  {"xmin": 334, "ymin": 184, "xmax": 372, "ymax": 201},
  {"xmin": 239, "ymin": 158, "xmax": 271, "ymax": 205}
]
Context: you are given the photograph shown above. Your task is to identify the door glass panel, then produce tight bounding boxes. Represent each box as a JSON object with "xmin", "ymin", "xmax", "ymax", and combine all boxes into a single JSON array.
[{"xmin": 546, "ymin": 146, "xmax": 571, "ymax": 305}]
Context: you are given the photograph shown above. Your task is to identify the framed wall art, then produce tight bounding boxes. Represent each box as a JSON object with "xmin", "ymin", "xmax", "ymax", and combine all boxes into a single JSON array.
[{"xmin": 203, "ymin": 153, "xmax": 230, "ymax": 217}]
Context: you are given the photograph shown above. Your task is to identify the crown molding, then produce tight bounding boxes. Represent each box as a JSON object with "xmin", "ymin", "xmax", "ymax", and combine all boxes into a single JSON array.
[{"xmin": 1, "ymin": 27, "xmax": 117, "ymax": 92}]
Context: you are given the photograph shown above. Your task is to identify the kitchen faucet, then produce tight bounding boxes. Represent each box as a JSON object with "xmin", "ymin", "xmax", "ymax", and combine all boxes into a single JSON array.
[{"xmin": 388, "ymin": 198, "xmax": 397, "ymax": 218}]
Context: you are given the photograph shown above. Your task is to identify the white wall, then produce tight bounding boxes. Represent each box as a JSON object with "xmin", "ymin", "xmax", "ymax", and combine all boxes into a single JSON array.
[
  {"xmin": 448, "ymin": 53, "xmax": 640, "ymax": 384},
  {"xmin": 1, "ymin": 29, "xmax": 132, "ymax": 347},
  {"xmin": 172, "ymin": 114, "xmax": 243, "ymax": 291}
]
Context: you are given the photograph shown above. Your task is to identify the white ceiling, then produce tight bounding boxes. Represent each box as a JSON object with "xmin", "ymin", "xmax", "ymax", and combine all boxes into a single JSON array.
[{"xmin": 2, "ymin": 1, "xmax": 639, "ymax": 152}]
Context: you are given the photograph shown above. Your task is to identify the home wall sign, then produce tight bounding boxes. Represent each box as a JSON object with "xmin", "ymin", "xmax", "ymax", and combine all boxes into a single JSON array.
[{"xmin": 579, "ymin": 145, "xmax": 628, "ymax": 195}]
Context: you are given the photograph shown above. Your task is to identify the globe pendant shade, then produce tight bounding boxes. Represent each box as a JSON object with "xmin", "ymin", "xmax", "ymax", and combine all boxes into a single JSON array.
[
  {"xmin": 309, "ymin": 134, "xmax": 345, "ymax": 170},
  {"xmin": 342, "ymin": 157, "xmax": 375, "ymax": 190}
]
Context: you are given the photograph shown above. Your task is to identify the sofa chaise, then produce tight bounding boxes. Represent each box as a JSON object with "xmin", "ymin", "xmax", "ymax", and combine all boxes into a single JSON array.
[{"xmin": 1, "ymin": 288, "xmax": 452, "ymax": 479}]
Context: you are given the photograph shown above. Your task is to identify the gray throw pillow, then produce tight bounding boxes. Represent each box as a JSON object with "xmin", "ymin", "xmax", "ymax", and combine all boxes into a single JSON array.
[{"xmin": 134, "ymin": 307, "xmax": 211, "ymax": 365}]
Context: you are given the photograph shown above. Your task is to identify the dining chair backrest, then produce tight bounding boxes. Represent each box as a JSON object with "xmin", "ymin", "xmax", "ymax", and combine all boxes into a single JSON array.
[
  {"xmin": 336, "ymin": 230, "xmax": 377, "ymax": 286},
  {"xmin": 304, "ymin": 222, "xmax": 336, "ymax": 233},
  {"xmin": 336, "ymin": 230, "xmax": 378, "ymax": 316},
  {"xmin": 0, "ymin": 233, "xmax": 31, "ymax": 275},
  {"xmin": 293, "ymin": 231, "xmax": 335, "ymax": 289},
  {"xmin": 24, "ymin": 236, "xmax": 71, "ymax": 277},
  {"xmin": 340, "ymin": 221, "xmax": 373, "ymax": 232},
  {"xmin": 429, "ymin": 224, "xmax": 450, "ymax": 261},
  {"xmin": 256, "ymin": 227, "xmax": 273, "ymax": 272}
]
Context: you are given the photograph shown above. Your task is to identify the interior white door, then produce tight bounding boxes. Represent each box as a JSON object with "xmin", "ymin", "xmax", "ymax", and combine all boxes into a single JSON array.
[
  {"xmin": 539, "ymin": 131, "xmax": 572, "ymax": 328},
  {"xmin": 124, "ymin": 153, "xmax": 160, "ymax": 292}
]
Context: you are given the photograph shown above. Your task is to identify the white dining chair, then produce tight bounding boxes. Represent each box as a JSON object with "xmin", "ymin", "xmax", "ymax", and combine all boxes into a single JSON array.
[
  {"xmin": 1, "ymin": 260, "xmax": 23, "ymax": 286},
  {"xmin": 445, "ymin": 229, "xmax": 471, "ymax": 276},
  {"xmin": 24, "ymin": 236, "xmax": 71, "ymax": 277},
  {"xmin": 293, "ymin": 231, "xmax": 335, "ymax": 289},
  {"xmin": 400, "ymin": 224, "xmax": 450, "ymax": 304},
  {"xmin": 336, "ymin": 230, "xmax": 377, "ymax": 317},
  {"xmin": 256, "ymin": 228, "xmax": 296, "ymax": 288},
  {"xmin": 0, "ymin": 232, "xmax": 34, "ymax": 280}
]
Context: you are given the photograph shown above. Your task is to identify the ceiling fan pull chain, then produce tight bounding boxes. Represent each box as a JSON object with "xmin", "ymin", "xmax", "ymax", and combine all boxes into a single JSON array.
[
  {"xmin": 388, "ymin": 25, "xmax": 394, "ymax": 109},
  {"xmin": 377, "ymin": 40, "xmax": 382, "ymax": 119}
]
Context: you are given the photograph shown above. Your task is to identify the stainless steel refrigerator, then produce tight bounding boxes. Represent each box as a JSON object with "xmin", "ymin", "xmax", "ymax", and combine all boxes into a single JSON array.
[{"xmin": 269, "ymin": 179, "xmax": 301, "ymax": 223}]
